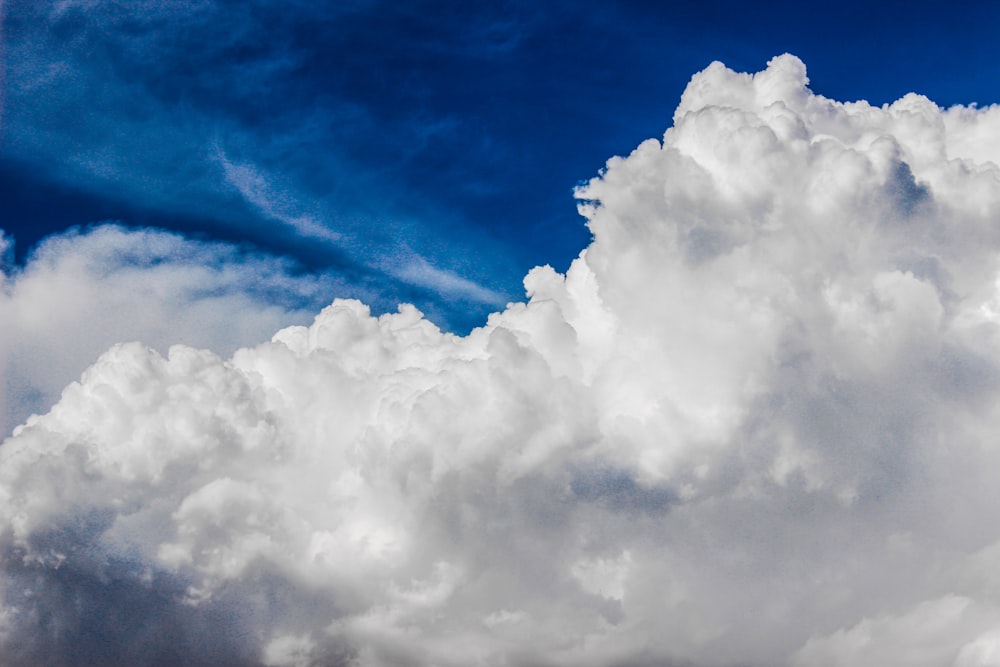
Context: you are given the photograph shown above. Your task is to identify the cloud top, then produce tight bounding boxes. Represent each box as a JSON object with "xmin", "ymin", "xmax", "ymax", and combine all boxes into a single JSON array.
[
  {"xmin": 0, "ymin": 224, "xmax": 348, "ymax": 438},
  {"xmin": 6, "ymin": 54, "xmax": 1000, "ymax": 666}
]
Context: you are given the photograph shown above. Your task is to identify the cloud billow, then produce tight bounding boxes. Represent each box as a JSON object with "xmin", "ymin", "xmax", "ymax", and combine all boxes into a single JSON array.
[
  {"xmin": 5, "ymin": 55, "xmax": 1000, "ymax": 666},
  {"xmin": 0, "ymin": 225, "xmax": 349, "ymax": 437}
]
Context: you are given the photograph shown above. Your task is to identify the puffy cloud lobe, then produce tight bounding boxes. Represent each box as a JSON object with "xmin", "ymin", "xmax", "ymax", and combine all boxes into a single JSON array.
[
  {"xmin": 0, "ymin": 224, "xmax": 347, "ymax": 437},
  {"xmin": 6, "ymin": 54, "xmax": 1000, "ymax": 665}
]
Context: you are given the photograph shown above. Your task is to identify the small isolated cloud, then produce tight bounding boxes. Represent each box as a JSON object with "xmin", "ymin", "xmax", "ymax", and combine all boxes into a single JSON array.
[
  {"xmin": 387, "ymin": 251, "xmax": 507, "ymax": 306},
  {"xmin": 216, "ymin": 150, "xmax": 343, "ymax": 244},
  {"xmin": 7, "ymin": 54, "xmax": 1000, "ymax": 666}
]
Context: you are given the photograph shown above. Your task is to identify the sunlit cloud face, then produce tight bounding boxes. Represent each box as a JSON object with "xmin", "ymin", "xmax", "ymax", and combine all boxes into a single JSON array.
[
  {"xmin": 0, "ymin": 225, "xmax": 351, "ymax": 437},
  {"xmin": 6, "ymin": 55, "xmax": 1000, "ymax": 667}
]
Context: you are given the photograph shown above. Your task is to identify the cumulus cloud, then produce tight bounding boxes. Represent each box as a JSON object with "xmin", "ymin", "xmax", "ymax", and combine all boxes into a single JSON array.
[
  {"xmin": 6, "ymin": 54, "xmax": 1000, "ymax": 666},
  {"xmin": 0, "ymin": 224, "xmax": 348, "ymax": 437}
]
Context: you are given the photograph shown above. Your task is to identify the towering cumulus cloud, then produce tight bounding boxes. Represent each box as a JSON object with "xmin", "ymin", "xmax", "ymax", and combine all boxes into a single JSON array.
[{"xmin": 6, "ymin": 55, "xmax": 1000, "ymax": 666}]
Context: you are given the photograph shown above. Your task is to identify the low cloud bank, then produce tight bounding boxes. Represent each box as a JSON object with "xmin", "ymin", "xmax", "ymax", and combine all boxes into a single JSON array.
[
  {"xmin": 0, "ymin": 225, "xmax": 345, "ymax": 437},
  {"xmin": 5, "ymin": 55, "xmax": 1000, "ymax": 666}
]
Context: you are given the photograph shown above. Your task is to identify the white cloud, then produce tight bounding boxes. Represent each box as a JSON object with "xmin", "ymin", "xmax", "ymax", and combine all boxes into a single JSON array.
[
  {"xmin": 6, "ymin": 54, "xmax": 1000, "ymax": 666},
  {"xmin": 791, "ymin": 597, "xmax": 1000, "ymax": 667},
  {"xmin": 0, "ymin": 224, "xmax": 347, "ymax": 437},
  {"xmin": 216, "ymin": 150, "xmax": 343, "ymax": 244},
  {"xmin": 387, "ymin": 252, "xmax": 507, "ymax": 305}
]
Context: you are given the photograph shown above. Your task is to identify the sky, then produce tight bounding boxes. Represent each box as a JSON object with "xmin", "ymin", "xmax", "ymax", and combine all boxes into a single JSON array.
[{"xmin": 6, "ymin": 1, "xmax": 1000, "ymax": 666}]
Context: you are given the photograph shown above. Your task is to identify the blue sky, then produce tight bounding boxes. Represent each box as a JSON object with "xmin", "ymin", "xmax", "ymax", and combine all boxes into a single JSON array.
[{"xmin": 4, "ymin": 0, "xmax": 1000, "ymax": 332}]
